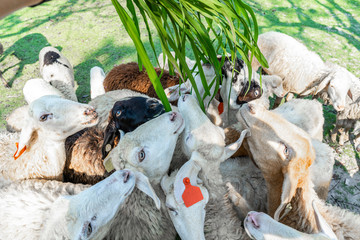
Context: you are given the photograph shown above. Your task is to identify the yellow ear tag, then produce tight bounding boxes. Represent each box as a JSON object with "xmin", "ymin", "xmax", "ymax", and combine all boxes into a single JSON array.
[{"xmin": 104, "ymin": 157, "xmax": 115, "ymax": 172}]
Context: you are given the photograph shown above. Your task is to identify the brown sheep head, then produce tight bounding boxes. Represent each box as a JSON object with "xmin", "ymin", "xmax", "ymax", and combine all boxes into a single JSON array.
[{"xmin": 236, "ymin": 102, "xmax": 315, "ymax": 220}]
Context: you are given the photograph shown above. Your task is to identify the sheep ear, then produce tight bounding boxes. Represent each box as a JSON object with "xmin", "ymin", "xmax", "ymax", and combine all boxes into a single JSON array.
[
  {"xmin": 312, "ymin": 201, "xmax": 338, "ymax": 240},
  {"xmin": 102, "ymin": 117, "xmax": 119, "ymax": 159},
  {"xmin": 174, "ymin": 159, "xmax": 201, "ymax": 204},
  {"xmin": 165, "ymin": 85, "xmax": 181, "ymax": 102},
  {"xmin": 347, "ymin": 89, "xmax": 353, "ymax": 101},
  {"xmin": 160, "ymin": 174, "xmax": 172, "ymax": 194},
  {"xmin": 135, "ymin": 171, "xmax": 161, "ymax": 209},
  {"xmin": 274, "ymin": 171, "xmax": 297, "ymax": 221},
  {"xmin": 14, "ymin": 123, "xmax": 35, "ymax": 160},
  {"xmin": 223, "ymin": 129, "xmax": 250, "ymax": 160},
  {"xmin": 315, "ymin": 78, "xmax": 331, "ymax": 95}
]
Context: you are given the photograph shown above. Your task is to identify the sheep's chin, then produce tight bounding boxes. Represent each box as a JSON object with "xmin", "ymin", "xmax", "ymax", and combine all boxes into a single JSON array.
[{"xmin": 244, "ymin": 219, "xmax": 256, "ymax": 240}]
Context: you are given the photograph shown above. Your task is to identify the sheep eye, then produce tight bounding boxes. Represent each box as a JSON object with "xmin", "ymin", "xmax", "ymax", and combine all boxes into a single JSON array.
[
  {"xmin": 39, "ymin": 114, "xmax": 50, "ymax": 122},
  {"xmin": 116, "ymin": 110, "xmax": 122, "ymax": 117},
  {"xmin": 91, "ymin": 216, "xmax": 96, "ymax": 221},
  {"xmin": 254, "ymin": 90, "xmax": 259, "ymax": 97},
  {"xmin": 283, "ymin": 145, "xmax": 290, "ymax": 157},
  {"xmin": 138, "ymin": 150, "xmax": 145, "ymax": 162}
]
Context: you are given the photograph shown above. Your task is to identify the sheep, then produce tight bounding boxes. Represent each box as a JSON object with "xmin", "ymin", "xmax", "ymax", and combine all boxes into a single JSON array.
[
  {"xmin": 64, "ymin": 95, "xmax": 165, "ymax": 184},
  {"xmin": 226, "ymin": 97, "xmax": 325, "ymax": 160},
  {"xmin": 243, "ymin": 201, "xmax": 338, "ymax": 240},
  {"xmin": 177, "ymin": 94, "xmax": 252, "ymax": 239},
  {"xmin": 328, "ymin": 65, "xmax": 360, "ymax": 147},
  {"xmin": 6, "ymin": 77, "xmax": 77, "ymax": 132},
  {"xmin": 0, "ymin": 169, "xmax": 160, "ymax": 240},
  {"xmin": 103, "ymin": 62, "xmax": 182, "ymax": 102},
  {"xmin": 39, "ymin": 46, "xmax": 77, "ymax": 101},
  {"xmin": 90, "ymin": 66, "xmax": 105, "ymax": 100},
  {"xmin": 0, "ymin": 95, "xmax": 98, "ymax": 181},
  {"xmin": 251, "ymin": 31, "xmax": 354, "ymax": 111},
  {"xmin": 161, "ymin": 159, "xmax": 210, "ymax": 240},
  {"xmin": 236, "ymin": 101, "xmax": 360, "ymax": 239},
  {"xmin": 96, "ymin": 111, "xmax": 185, "ymax": 239}
]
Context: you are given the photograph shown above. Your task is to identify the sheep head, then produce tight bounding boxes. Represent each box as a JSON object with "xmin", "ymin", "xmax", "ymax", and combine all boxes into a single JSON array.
[
  {"xmin": 44, "ymin": 170, "xmax": 135, "ymax": 239},
  {"xmin": 325, "ymin": 65, "xmax": 354, "ymax": 111},
  {"xmin": 244, "ymin": 201, "xmax": 337, "ymax": 240},
  {"xmin": 236, "ymin": 102, "xmax": 315, "ymax": 219},
  {"xmin": 178, "ymin": 94, "xmax": 249, "ymax": 162},
  {"xmin": 161, "ymin": 160, "xmax": 209, "ymax": 240},
  {"xmin": 104, "ymin": 111, "xmax": 184, "ymax": 184},
  {"xmin": 102, "ymin": 96, "xmax": 165, "ymax": 159},
  {"xmin": 14, "ymin": 95, "xmax": 98, "ymax": 160}
]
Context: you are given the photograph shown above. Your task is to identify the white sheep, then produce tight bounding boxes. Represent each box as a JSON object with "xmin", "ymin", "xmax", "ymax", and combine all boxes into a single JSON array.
[
  {"xmin": 39, "ymin": 46, "xmax": 77, "ymax": 101},
  {"xmin": 177, "ymin": 94, "xmax": 252, "ymax": 239},
  {"xmin": 251, "ymin": 31, "xmax": 354, "ymax": 111},
  {"xmin": 161, "ymin": 159, "xmax": 209, "ymax": 240},
  {"xmin": 244, "ymin": 201, "xmax": 338, "ymax": 240},
  {"xmin": 236, "ymin": 101, "xmax": 360, "ymax": 239},
  {"xmin": 0, "ymin": 169, "xmax": 160, "ymax": 240},
  {"xmin": 329, "ymin": 65, "xmax": 360, "ymax": 147},
  {"xmin": 0, "ymin": 95, "xmax": 98, "ymax": 181},
  {"xmin": 99, "ymin": 111, "xmax": 185, "ymax": 239},
  {"xmin": 90, "ymin": 66, "xmax": 105, "ymax": 99},
  {"xmin": 157, "ymin": 51, "xmax": 196, "ymax": 74}
]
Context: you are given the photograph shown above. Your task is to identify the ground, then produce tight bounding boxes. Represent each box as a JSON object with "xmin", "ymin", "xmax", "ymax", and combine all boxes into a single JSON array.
[{"xmin": 0, "ymin": 0, "xmax": 360, "ymax": 215}]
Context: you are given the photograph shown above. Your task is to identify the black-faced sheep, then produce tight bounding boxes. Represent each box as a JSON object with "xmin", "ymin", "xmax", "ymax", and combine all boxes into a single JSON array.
[{"xmin": 64, "ymin": 95, "xmax": 165, "ymax": 185}]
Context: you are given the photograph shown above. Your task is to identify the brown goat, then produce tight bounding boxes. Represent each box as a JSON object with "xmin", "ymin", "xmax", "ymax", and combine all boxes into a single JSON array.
[{"xmin": 103, "ymin": 62, "xmax": 181, "ymax": 100}]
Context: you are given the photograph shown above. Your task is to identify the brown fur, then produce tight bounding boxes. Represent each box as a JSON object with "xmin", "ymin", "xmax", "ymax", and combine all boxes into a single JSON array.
[
  {"xmin": 64, "ymin": 128, "xmax": 112, "ymax": 185},
  {"xmin": 103, "ymin": 62, "xmax": 181, "ymax": 101},
  {"xmin": 224, "ymin": 125, "xmax": 248, "ymax": 157}
]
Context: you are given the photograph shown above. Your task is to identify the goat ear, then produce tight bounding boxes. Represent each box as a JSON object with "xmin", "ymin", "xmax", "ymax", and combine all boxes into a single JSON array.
[
  {"xmin": 274, "ymin": 171, "xmax": 298, "ymax": 221},
  {"xmin": 223, "ymin": 129, "xmax": 250, "ymax": 160},
  {"xmin": 14, "ymin": 123, "xmax": 35, "ymax": 159},
  {"xmin": 312, "ymin": 201, "xmax": 338, "ymax": 240},
  {"xmin": 347, "ymin": 89, "xmax": 353, "ymax": 101},
  {"xmin": 135, "ymin": 171, "xmax": 161, "ymax": 209}
]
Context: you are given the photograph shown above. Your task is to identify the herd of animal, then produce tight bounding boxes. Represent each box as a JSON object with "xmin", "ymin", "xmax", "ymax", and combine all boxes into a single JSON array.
[{"xmin": 1, "ymin": 31, "xmax": 360, "ymax": 239}]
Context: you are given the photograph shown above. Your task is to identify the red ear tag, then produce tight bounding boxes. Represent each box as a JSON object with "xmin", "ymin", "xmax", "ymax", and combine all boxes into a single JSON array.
[
  {"xmin": 13, "ymin": 142, "xmax": 27, "ymax": 161},
  {"xmin": 218, "ymin": 102, "xmax": 224, "ymax": 115},
  {"xmin": 182, "ymin": 177, "xmax": 204, "ymax": 208}
]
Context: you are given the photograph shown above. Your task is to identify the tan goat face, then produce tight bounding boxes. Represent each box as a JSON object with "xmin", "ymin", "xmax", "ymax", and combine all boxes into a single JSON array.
[{"xmin": 237, "ymin": 102, "xmax": 315, "ymax": 219}]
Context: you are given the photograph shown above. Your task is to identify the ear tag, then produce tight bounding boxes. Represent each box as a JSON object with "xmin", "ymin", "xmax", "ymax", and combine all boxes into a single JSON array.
[
  {"xmin": 218, "ymin": 102, "xmax": 224, "ymax": 115},
  {"xmin": 182, "ymin": 177, "xmax": 203, "ymax": 207},
  {"xmin": 14, "ymin": 142, "xmax": 27, "ymax": 160}
]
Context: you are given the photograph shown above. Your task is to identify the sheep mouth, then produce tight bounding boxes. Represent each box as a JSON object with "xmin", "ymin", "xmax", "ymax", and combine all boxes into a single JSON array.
[
  {"xmin": 82, "ymin": 115, "xmax": 99, "ymax": 125},
  {"xmin": 243, "ymin": 220, "xmax": 255, "ymax": 240},
  {"xmin": 173, "ymin": 117, "xmax": 184, "ymax": 134}
]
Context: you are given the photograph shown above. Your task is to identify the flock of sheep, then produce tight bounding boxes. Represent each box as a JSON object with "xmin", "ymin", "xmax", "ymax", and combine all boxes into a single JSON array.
[{"xmin": 0, "ymin": 31, "xmax": 360, "ymax": 239}]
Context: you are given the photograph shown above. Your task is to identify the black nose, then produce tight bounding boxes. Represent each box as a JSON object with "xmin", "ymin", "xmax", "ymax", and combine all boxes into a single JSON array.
[
  {"xmin": 123, "ymin": 170, "xmax": 130, "ymax": 183},
  {"xmin": 182, "ymin": 95, "xmax": 188, "ymax": 102}
]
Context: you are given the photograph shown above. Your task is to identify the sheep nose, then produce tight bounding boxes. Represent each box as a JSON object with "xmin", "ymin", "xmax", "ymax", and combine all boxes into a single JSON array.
[
  {"xmin": 84, "ymin": 107, "xmax": 95, "ymax": 116},
  {"xmin": 247, "ymin": 212, "xmax": 260, "ymax": 228},
  {"xmin": 336, "ymin": 105, "xmax": 345, "ymax": 111},
  {"xmin": 169, "ymin": 112, "xmax": 177, "ymax": 122},
  {"xmin": 182, "ymin": 95, "xmax": 188, "ymax": 102},
  {"xmin": 123, "ymin": 170, "xmax": 130, "ymax": 183},
  {"xmin": 248, "ymin": 104, "xmax": 255, "ymax": 114}
]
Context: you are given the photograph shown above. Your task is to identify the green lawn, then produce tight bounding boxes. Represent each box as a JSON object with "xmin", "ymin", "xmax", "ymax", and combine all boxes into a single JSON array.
[{"xmin": 0, "ymin": 0, "xmax": 359, "ymax": 132}]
